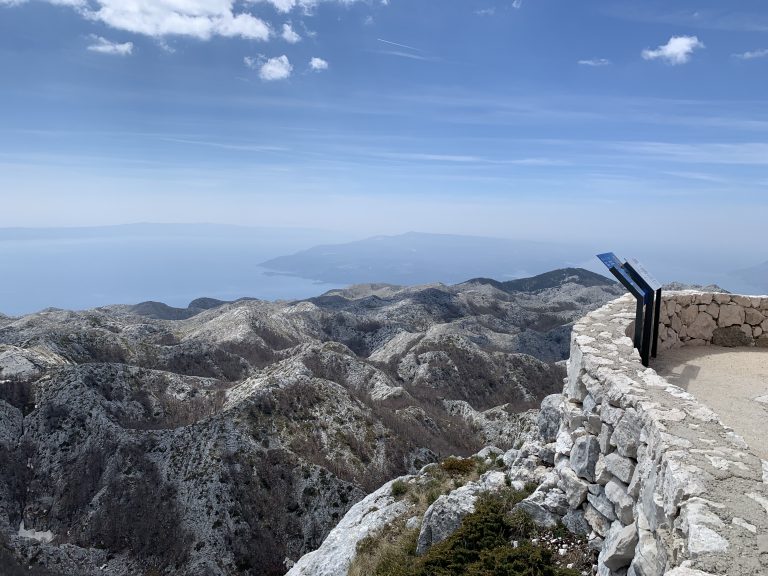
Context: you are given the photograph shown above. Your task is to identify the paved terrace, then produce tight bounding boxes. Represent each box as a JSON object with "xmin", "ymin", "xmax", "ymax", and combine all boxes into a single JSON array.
[{"xmin": 655, "ymin": 347, "xmax": 768, "ymax": 460}]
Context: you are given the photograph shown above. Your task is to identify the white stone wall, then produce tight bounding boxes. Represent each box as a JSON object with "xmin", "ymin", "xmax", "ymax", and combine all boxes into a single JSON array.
[
  {"xmin": 658, "ymin": 292, "xmax": 768, "ymax": 350},
  {"xmin": 558, "ymin": 293, "xmax": 768, "ymax": 576}
]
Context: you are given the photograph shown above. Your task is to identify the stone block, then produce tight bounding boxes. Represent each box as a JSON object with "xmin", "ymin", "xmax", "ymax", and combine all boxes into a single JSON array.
[
  {"xmin": 717, "ymin": 304, "xmax": 745, "ymax": 327},
  {"xmin": 585, "ymin": 502, "xmax": 612, "ymax": 537},
  {"xmin": 733, "ymin": 295, "xmax": 753, "ymax": 307},
  {"xmin": 605, "ymin": 478, "xmax": 634, "ymax": 525},
  {"xmin": 611, "ymin": 409, "xmax": 642, "ymax": 458},
  {"xmin": 599, "ymin": 423, "xmax": 615, "ymax": 453},
  {"xmin": 601, "ymin": 404, "xmax": 625, "ymax": 426},
  {"xmin": 537, "ymin": 394, "xmax": 563, "ymax": 443},
  {"xmin": 564, "ymin": 400, "xmax": 585, "ymax": 431},
  {"xmin": 685, "ymin": 312, "xmax": 715, "ymax": 341},
  {"xmin": 562, "ymin": 509, "xmax": 590, "ymax": 535},
  {"xmin": 570, "ymin": 435, "xmax": 600, "ymax": 482},
  {"xmin": 595, "ymin": 454, "xmax": 613, "ymax": 485},
  {"xmin": 629, "ymin": 527, "xmax": 666, "ymax": 576},
  {"xmin": 681, "ymin": 305, "xmax": 698, "ymax": 325},
  {"xmin": 588, "ymin": 489, "xmax": 617, "ymax": 522},
  {"xmin": 539, "ymin": 443, "xmax": 556, "ymax": 465},
  {"xmin": 555, "ymin": 430, "xmax": 574, "ymax": 456},
  {"xmin": 695, "ymin": 293, "xmax": 713, "ymax": 305},
  {"xmin": 604, "ymin": 453, "xmax": 636, "ymax": 484},
  {"xmin": 745, "ymin": 307, "xmax": 765, "ymax": 326},
  {"xmin": 566, "ymin": 369, "xmax": 588, "ymax": 402},
  {"xmin": 714, "ymin": 293, "xmax": 731, "ymax": 304},
  {"xmin": 586, "ymin": 414, "xmax": 602, "ymax": 435},
  {"xmin": 600, "ymin": 521, "xmax": 638, "ymax": 571},
  {"xmin": 712, "ymin": 325, "xmax": 752, "ymax": 347},
  {"xmin": 514, "ymin": 499, "xmax": 559, "ymax": 529},
  {"xmin": 558, "ymin": 466, "xmax": 589, "ymax": 508}
]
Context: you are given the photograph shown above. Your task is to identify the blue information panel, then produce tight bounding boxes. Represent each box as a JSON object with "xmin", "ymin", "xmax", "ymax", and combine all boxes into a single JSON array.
[{"xmin": 596, "ymin": 252, "xmax": 648, "ymax": 299}]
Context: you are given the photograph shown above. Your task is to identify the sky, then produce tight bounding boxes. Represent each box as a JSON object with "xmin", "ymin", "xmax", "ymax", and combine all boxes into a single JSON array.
[{"xmin": 1, "ymin": 0, "xmax": 767, "ymax": 251}]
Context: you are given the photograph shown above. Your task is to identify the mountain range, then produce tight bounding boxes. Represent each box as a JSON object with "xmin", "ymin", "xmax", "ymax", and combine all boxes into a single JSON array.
[{"xmin": 0, "ymin": 268, "xmax": 623, "ymax": 576}]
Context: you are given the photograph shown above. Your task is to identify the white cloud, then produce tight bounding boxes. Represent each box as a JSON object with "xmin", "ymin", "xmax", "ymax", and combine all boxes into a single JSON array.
[
  {"xmin": 87, "ymin": 35, "xmax": 133, "ymax": 55},
  {"xmin": 512, "ymin": 0, "xmax": 522, "ymax": 8},
  {"xmin": 642, "ymin": 35, "xmax": 704, "ymax": 65},
  {"xmin": 475, "ymin": 7, "xmax": 495, "ymax": 16},
  {"xmin": 734, "ymin": 48, "xmax": 768, "ymax": 60},
  {"xmin": 87, "ymin": 3, "xmax": 271, "ymax": 41},
  {"xmin": 259, "ymin": 54, "xmax": 292, "ymax": 80},
  {"xmin": 309, "ymin": 56, "xmax": 328, "ymax": 70},
  {"xmin": 281, "ymin": 22, "xmax": 300, "ymax": 43},
  {"xmin": 578, "ymin": 58, "xmax": 611, "ymax": 66},
  {"xmin": 3, "ymin": 0, "xmax": 382, "ymax": 43}
]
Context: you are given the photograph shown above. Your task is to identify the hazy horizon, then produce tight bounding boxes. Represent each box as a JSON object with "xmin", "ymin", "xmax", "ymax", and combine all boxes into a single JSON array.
[
  {"xmin": 1, "ymin": 223, "xmax": 765, "ymax": 316},
  {"xmin": 1, "ymin": 0, "xmax": 767, "ymax": 311}
]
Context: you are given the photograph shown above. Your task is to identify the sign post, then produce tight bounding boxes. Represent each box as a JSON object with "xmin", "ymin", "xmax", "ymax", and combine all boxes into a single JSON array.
[
  {"xmin": 623, "ymin": 258, "xmax": 662, "ymax": 361},
  {"xmin": 597, "ymin": 253, "xmax": 661, "ymax": 367}
]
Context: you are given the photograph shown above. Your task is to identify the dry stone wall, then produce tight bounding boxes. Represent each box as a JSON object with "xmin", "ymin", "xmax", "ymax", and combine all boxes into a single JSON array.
[
  {"xmin": 554, "ymin": 293, "xmax": 768, "ymax": 576},
  {"xmin": 657, "ymin": 292, "xmax": 768, "ymax": 350}
]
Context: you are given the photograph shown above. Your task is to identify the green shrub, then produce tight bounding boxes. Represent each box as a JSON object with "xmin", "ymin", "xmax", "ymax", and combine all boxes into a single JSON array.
[
  {"xmin": 365, "ymin": 488, "xmax": 579, "ymax": 576},
  {"xmin": 441, "ymin": 456, "xmax": 476, "ymax": 475},
  {"xmin": 391, "ymin": 480, "xmax": 408, "ymax": 498}
]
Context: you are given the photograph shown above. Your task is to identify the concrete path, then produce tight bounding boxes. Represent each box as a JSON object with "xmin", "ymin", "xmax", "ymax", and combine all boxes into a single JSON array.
[{"xmin": 654, "ymin": 346, "xmax": 768, "ymax": 459}]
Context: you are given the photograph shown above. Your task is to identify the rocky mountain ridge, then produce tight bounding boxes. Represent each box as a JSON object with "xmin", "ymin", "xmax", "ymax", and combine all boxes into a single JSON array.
[{"xmin": 0, "ymin": 268, "xmax": 623, "ymax": 575}]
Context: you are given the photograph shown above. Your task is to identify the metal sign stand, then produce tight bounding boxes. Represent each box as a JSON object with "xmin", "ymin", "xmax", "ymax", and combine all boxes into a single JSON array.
[{"xmin": 597, "ymin": 253, "xmax": 661, "ymax": 367}]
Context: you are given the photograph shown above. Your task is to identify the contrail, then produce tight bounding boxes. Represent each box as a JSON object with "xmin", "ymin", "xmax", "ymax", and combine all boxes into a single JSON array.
[{"xmin": 377, "ymin": 38, "xmax": 423, "ymax": 52}]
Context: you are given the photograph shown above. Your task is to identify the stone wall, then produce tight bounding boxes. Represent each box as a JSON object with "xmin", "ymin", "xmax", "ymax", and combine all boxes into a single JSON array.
[
  {"xmin": 554, "ymin": 293, "xmax": 768, "ymax": 576},
  {"xmin": 657, "ymin": 292, "xmax": 768, "ymax": 350}
]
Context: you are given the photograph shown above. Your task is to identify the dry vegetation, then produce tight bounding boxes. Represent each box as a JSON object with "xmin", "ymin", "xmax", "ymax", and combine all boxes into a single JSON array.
[{"xmin": 350, "ymin": 457, "xmax": 592, "ymax": 576}]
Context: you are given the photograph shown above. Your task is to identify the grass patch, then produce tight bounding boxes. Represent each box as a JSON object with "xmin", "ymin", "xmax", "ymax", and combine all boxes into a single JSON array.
[{"xmin": 391, "ymin": 480, "xmax": 408, "ymax": 498}]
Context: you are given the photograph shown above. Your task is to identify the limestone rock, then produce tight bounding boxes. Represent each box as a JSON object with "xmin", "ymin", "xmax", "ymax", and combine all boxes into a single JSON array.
[
  {"xmin": 571, "ymin": 435, "xmax": 600, "ymax": 482},
  {"xmin": 600, "ymin": 521, "xmax": 638, "ymax": 570},
  {"xmin": 717, "ymin": 304, "xmax": 745, "ymax": 327},
  {"xmin": 287, "ymin": 477, "xmax": 413, "ymax": 576},
  {"xmin": 515, "ymin": 498, "xmax": 559, "ymax": 529},
  {"xmin": 605, "ymin": 479, "xmax": 634, "ymax": 525},
  {"xmin": 416, "ymin": 471, "xmax": 507, "ymax": 555},
  {"xmin": 555, "ymin": 430, "xmax": 574, "ymax": 456},
  {"xmin": 558, "ymin": 466, "xmax": 589, "ymax": 507},
  {"xmin": 585, "ymin": 503, "xmax": 612, "ymax": 537},
  {"xmin": 604, "ymin": 453, "xmax": 636, "ymax": 484},
  {"xmin": 685, "ymin": 312, "xmax": 716, "ymax": 341},
  {"xmin": 611, "ymin": 409, "xmax": 642, "ymax": 458},
  {"xmin": 629, "ymin": 527, "xmax": 665, "ymax": 576},
  {"xmin": 745, "ymin": 308, "xmax": 765, "ymax": 326},
  {"xmin": 588, "ymin": 489, "xmax": 617, "ymax": 522},
  {"xmin": 712, "ymin": 326, "xmax": 752, "ymax": 347},
  {"xmin": 538, "ymin": 393, "xmax": 563, "ymax": 442},
  {"xmin": 563, "ymin": 509, "xmax": 590, "ymax": 535}
]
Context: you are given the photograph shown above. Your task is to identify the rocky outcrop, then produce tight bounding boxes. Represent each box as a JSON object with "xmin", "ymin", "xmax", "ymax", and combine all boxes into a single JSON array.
[{"xmin": 415, "ymin": 470, "xmax": 509, "ymax": 554}]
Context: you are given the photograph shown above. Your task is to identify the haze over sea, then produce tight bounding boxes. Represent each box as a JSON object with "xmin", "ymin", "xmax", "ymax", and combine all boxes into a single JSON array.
[{"xmin": 2, "ymin": 224, "xmax": 765, "ymax": 317}]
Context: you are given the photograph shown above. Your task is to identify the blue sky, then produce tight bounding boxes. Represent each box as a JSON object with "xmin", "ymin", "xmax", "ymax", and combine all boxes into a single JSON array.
[{"xmin": 1, "ymin": 0, "xmax": 767, "ymax": 250}]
